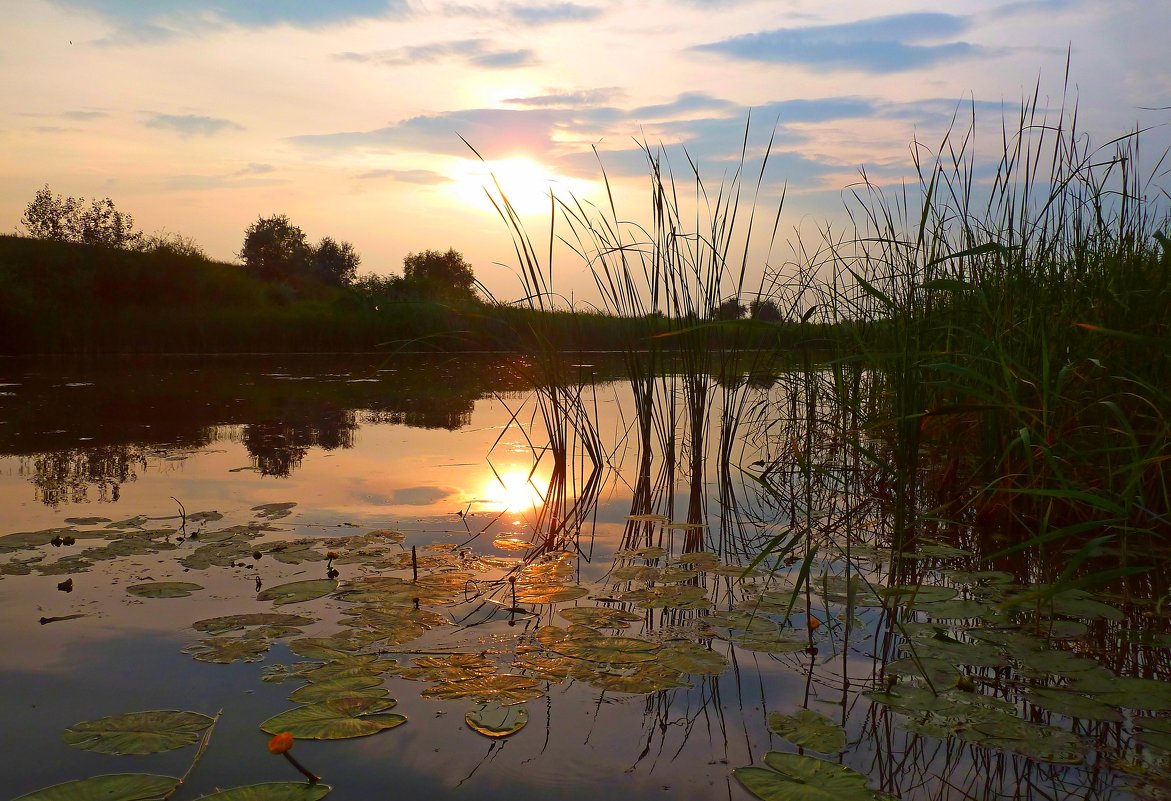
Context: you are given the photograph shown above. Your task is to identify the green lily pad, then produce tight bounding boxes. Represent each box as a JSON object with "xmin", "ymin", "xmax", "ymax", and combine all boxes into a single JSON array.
[
  {"xmin": 658, "ymin": 642, "xmax": 728, "ymax": 675},
  {"xmin": 878, "ymin": 585, "xmax": 958, "ymax": 605},
  {"xmin": 559, "ymin": 607, "xmax": 642, "ymax": 629},
  {"xmin": 767, "ymin": 708, "xmax": 846, "ymax": 753},
  {"xmin": 13, "ymin": 774, "xmax": 180, "ymax": 801},
  {"xmin": 1095, "ymin": 677, "xmax": 1171, "ymax": 710},
  {"xmin": 883, "ymin": 657, "xmax": 960, "ymax": 690},
  {"xmin": 192, "ymin": 613, "xmax": 315, "ymax": 634},
  {"xmin": 514, "ymin": 584, "xmax": 590, "ymax": 604},
  {"xmin": 288, "ymin": 676, "xmax": 387, "ymax": 704},
  {"xmin": 543, "ymin": 627, "xmax": 660, "ymax": 664},
  {"xmin": 257, "ymin": 578, "xmax": 337, "ymax": 606},
  {"xmin": 422, "ymin": 674, "xmax": 544, "ymax": 704},
  {"xmin": 735, "ymin": 752, "xmax": 887, "ymax": 801},
  {"xmin": 193, "ymin": 783, "xmax": 331, "ymax": 801},
  {"xmin": 63, "ymin": 710, "xmax": 213, "ymax": 755},
  {"xmin": 126, "ymin": 582, "xmax": 203, "ymax": 599},
  {"xmin": 251, "ymin": 502, "xmax": 297, "ymax": 519},
  {"xmin": 1025, "ymin": 688, "xmax": 1122, "ymax": 722},
  {"xmin": 729, "ymin": 630, "xmax": 807, "ymax": 653},
  {"xmin": 183, "ymin": 636, "xmax": 271, "ymax": 664},
  {"xmin": 259, "ymin": 697, "xmax": 406, "ymax": 739},
  {"xmin": 465, "ymin": 701, "xmax": 529, "ymax": 737}
]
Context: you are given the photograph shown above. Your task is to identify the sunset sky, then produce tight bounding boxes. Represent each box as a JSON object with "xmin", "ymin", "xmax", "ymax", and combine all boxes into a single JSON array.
[{"xmin": 3, "ymin": 1, "xmax": 1168, "ymax": 302}]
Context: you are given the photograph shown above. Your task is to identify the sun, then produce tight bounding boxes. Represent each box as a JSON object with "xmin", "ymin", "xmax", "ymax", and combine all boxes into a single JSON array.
[
  {"xmin": 448, "ymin": 157, "xmax": 592, "ymax": 216},
  {"xmin": 479, "ymin": 467, "xmax": 544, "ymax": 512}
]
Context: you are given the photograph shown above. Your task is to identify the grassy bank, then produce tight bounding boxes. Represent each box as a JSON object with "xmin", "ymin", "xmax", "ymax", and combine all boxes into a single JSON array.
[{"xmin": 0, "ymin": 234, "xmax": 816, "ymax": 355}]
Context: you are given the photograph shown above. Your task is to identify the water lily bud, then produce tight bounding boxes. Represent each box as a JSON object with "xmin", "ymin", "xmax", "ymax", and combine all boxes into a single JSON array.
[{"xmin": 267, "ymin": 731, "xmax": 294, "ymax": 754}]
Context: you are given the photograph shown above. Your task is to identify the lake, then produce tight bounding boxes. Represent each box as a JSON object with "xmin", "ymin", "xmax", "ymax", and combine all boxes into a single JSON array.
[{"xmin": 0, "ymin": 354, "xmax": 1163, "ymax": 801}]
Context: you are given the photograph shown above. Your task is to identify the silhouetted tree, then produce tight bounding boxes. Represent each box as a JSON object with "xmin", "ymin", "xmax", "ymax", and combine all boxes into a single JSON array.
[
  {"xmin": 749, "ymin": 298, "xmax": 782, "ymax": 322},
  {"xmin": 143, "ymin": 230, "xmax": 208, "ymax": 260},
  {"xmin": 313, "ymin": 236, "xmax": 360, "ymax": 286},
  {"xmin": 21, "ymin": 185, "xmax": 143, "ymax": 249},
  {"xmin": 240, "ymin": 214, "xmax": 311, "ymax": 281},
  {"xmin": 711, "ymin": 297, "xmax": 746, "ymax": 320},
  {"xmin": 402, "ymin": 248, "xmax": 477, "ymax": 299}
]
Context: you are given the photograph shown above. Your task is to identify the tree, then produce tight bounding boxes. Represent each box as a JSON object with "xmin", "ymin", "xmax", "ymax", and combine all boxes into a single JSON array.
[
  {"xmin": 313, "ymin": 236, "xmax": 360, "ymax": 286},
  {"xmin": 401, "ymin": 248, "xmax": 477, "ymax": 299},
  {"xmin": 142, "ymin": 230, "xmax": 208, "ymax": 260},
  {"xmin": 21, "ymin": 185, "xmax": 143, "ymax": 249},
  {"xmin": 240, "ymin": 214, "xmax": 311, "ymax": 282},
  {"xmin": 711, "ymin": 297, "xmax": 746, "ymax": 320},
  {"xmin": 749, "ymin": 298, "xmax": 782, "ymax": 322}
]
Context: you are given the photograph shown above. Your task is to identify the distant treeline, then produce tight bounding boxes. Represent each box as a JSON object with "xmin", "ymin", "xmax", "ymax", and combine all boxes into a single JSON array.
[{"xmin": 0, "ymin": 235, "xmax": 815, "ymax": 355}]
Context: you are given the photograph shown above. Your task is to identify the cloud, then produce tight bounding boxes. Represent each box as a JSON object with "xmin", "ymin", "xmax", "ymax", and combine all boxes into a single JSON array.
[
  {"xmin": 694, "ymin": 12, "xmax": 986, "ymax": 73},
  {"xmin": 506, "ymin": 3, "xmax": 603, "ymax": 26},
  {"xmin": 52, "ymin": 0, "xmax": 409, "ymax": 43},
  {"xmin": 503, "ymin": 88, "xmax": 624, "ymax": 108},
  {"xmin": 293, "ymin": 108, "xmax": 565, "ymax": 159},
  {"xmin": 336, "ymin": 39, "xmax": 536, "ymax": 69},
  {"xmin": 235, "ymin": 163, "xmax": 275, "ymax": 176},
  {"xmin": 356, "ymin": 168, "xmax": 448, "ymax": 184},
  {"xmin": 21, "ymin": 109, "xmax": 109, "ymax": 121},
  {"xmin": 631, "ymin": 92, "xmax": 737, "ymax": 120},
  {"xmin": 144, "ymin": 113, "xmax": 244, "ymax": 137}
]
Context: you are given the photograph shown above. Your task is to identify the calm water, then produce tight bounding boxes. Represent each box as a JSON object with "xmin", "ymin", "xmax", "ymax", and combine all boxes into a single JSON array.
[{"xmin": 0, "ymin": 355, "xmax": 1160, "ymax": 801}]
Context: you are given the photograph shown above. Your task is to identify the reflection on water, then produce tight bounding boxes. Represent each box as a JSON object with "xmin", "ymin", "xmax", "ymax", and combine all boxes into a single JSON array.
[{"xmin": 0, "ymin": 354, "xmax": 1167, "ymax": 801}]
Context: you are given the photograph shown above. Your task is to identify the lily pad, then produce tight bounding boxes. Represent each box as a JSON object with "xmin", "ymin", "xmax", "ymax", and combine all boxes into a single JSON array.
[
  {"xmin": 767, "ymin": 708, "xmax": 847, "ymax": 753},
  {"xmin": 257, "ymin": 578, "xmax": 337, "ymax": 606},
  {"xmin": 1025, "ymin": 688, "xmax": 1122, "ymax": 722},
  {"xmin": 288, "ymin": 676, "xmax": 387, "ymax": 704},
  {"xmin": 422, "ymin": 674, "xmax": 544, "ymax": 704},
  {"xmin": 559, "ymin": 607, "xmax": 641, "ymax": 629},
  {"xmin": 192, "ymin": 613, "xmax": 315, "ymax": 635},
  {"xmin": 658, "ymin": 642, "xmax": 728, "ymax": 675},
  {"xmin": 63, "ymin": 710, "xmax": 213, "ymax": 755},
  {"xmin": 259, "ymin": 697, "xmax": 406, "ymax": 739},
  {"xmin": 193, "ymin": 784, "xmax": 331, "ymax": 801},
  {"xmin": 735, "ymin": 752, "xmax": 887, "ymax": 801},
  {"xmin": 465, "ymin": 701, "xmax": 529, "ymax": 737},
  {"xmin": 12, "ymin": 774, "xmax": 180, "ymax": 801},
  {"xmin": 126, "ymin": 582, "xmax": 203, "ymax": 599}
]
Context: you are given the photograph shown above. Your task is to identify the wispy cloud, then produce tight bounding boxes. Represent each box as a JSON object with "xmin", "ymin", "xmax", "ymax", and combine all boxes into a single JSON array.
[
  {"xmin": 506, "ymin": 3, "xmax": 603, "ymax": 26},
  {"xmin": 235, "ymin": 163, "xmax": 275, "ymax": 176},
  {"xmin": 145, "ymin": 113, "xmax": 244, "ymax": 137},
  {"xmin": 356, "ymin": 168, "xmax": 448, "ymax": 184},
  {"xmin": 504, "ymin": 88, "xmax": 623, "ymax": 108},
  {"xmin": 336, "ymin": 39, "xmax": 536, "ymax": 69},
  {"xmin": 695, "ymin": 12, "xmax": 986, "ymax": 73},
  {"xmin": 52, "ymin": 0, "xmax": 409, "ymax": 43}
]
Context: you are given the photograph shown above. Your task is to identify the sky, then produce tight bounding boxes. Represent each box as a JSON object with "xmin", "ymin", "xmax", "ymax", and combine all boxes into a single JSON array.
[{"xmin": 3, "ymin": 0, "xmax": 1169, "ymax": 304}]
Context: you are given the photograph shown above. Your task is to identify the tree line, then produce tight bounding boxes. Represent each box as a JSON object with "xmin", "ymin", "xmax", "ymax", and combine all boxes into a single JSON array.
[{"xmin": 18, "ymin": 185, "xmax": 480, "ymax": 302}]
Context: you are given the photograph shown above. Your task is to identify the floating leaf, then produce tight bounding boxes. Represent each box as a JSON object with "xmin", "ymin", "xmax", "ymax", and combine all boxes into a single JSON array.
[
  {"xmin": 576, "ymin": 662, "xmax": 686, "ymax": 694},
  {"xmin": 192, "ymin": 613, "xmax": 315, "ymax": 635},
  {"xmin": 559, "ymin": 607, "xmax": 641, "ymax": 629},
  {"xmin": 619, "ymin": 584, "xmax": 709, "ymax": 610},
  {"xmin": 259, "ymin": 697, "xmax": 405, "ymax": 740},
  {"xmin": 193, "ymin": 783, "xmax": 331, "ymax": 801},
  {"xmin": 1095, "ymin": 677, "xmax": 1171, "ymax": 710},
  {"xmin": 288, "ymin": 676, "xmax": 386, "ymax": 704},
  {"xmin": 878, "ymin": 584, "xmax": 958, "ymax": 605},
  {"xmin": 514, "ymin": 584, "xmax": 590, "ymax": 604},
  {"xmin": 658, "ymin": 642, "xmax": 728, "ymax": 675},
  {"xmin": 251, "ymin": 503, "xmax": 297, "ymax": 519},
  {"xmin": 1025, "ymin": 688, "xmax": 1122, "ymax": 722},
  {"xmin": 767, "ymin": 708, "xmax": 847, "ymax": 753},
  {"xmin": 465, "ymin": 701, "xmax": 528, "ymax": 737},
  {"xmin": 12, "ymin": 774, "xmax": 180, "ymax": 801},
  {"xmin": 183, "ymin": 636, "xmax": 270, "ymax": 664},
  {"xmin": 729, "ymin": 630, "xmax": 807, "ymax": 654},
  {"xmin": 543, "ymin": 627, "xmax": 660, "ymax": 664},
  {"xmin": 126, "ymin": 582, "xmax": 203, "ymax": 599},
  {"xmin": 883, "ymin": 657, "xmax": 960, "ymax": 690},
  {"xmin": 734, "ymin": 752, "xmax": 887, "ymax": 801},
  {"xmin": 422, "ymin": 674, "xmax": 543, "ymax": 704},
  {"xmin": 257, "ymin": 578, "xmax": 337, "ymax": 606},
  {"xmin": 63, "ymin": 711, "xmax": 213, "ymax": 755},
  {"xmin": 64, "ymin": 517, "xmax": 112, "ymax": 526}
]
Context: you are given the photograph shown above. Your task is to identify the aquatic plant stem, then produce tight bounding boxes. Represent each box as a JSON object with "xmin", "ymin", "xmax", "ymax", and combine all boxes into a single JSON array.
[
  {"xmin": 163, "ymin": 709, "xmax": 221, "ymax": 801},
  {"xmin": 282, "ymin": 751, "xmax": 320, "ymax": 785}
]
